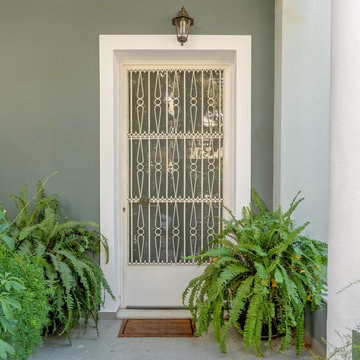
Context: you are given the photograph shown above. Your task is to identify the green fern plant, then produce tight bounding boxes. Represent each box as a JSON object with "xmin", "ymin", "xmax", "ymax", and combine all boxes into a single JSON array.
[
  {"xmin": 0, "ymin": 272, "xmax": 25, "ymax": 359},
  {"xmin": 7, "ymin": 182, "xmax": 115, "ymax": 337},
  {"xmin": 183, "ymin": 189, "xmax": 327, "ymax": 356},
  {"xmin": 0, "ymin": 239, "xmax": 50, "ymax": 360}
]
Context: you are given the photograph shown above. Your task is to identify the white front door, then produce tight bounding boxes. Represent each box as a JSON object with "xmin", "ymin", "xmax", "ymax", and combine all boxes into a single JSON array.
[{"xmin": 122, "ymin": 65, "xmax": 232, "ymax": 307}]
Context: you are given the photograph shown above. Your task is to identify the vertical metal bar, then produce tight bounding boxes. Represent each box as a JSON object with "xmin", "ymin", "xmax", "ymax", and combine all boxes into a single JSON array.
[
  {"xmin": 148, "ymin": 70, "xmax": 151, "ymax": 133},
  {"xmin": 130, "ymin": 71, "xmax": 133, "ymax": 263},
  {"xmin": 201, "ymin": 70, "xmax": 204, "ymax": 251},
  {"xmin": 166, "ymin": 70, "xmax": 169, "ymax": 135},
  {"xmin": 183, "ymin": 70, "xmax": 186, "ymax": 133},
  {"xmin": 165, "ymin": 70, "xmax": 169, "ymax": 263},
  {"xmin": 130, "ymin": 71, "xmax": 133, "ymax": 133},
  {"xmin": 219, "ymin": 70, "xmax": 223, "ymax": 232},
  {"xmin": 183, "ymin": 70, "xmax": 187, "ymax": 259},
  {"xmin": 201, "ymin": 70, "xmax": 204, "ymax": 134},
  {"xmin": 130, "ymin": 203, "xmax": 133, "ymax": 263},
  {"xmin": 183, "ymin": 140, "xmax": 186, "ymax": 260},
  {"xmin": 219, "ymin": 71, "xmax": 222, "ymax": 200},
  {"xmin": 148, "ymin": 70, "xmax": 151, "ymax": 263},
  {"xmin": 208, "ymin": 70, "xmax": 212, "ymax": 135},
  {"xmin": 219, "ymin": 69, "xmax": 222, "ymax": 134}
]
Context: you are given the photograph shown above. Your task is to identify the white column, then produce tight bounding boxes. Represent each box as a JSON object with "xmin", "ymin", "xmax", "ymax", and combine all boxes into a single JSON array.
[{"xmin": 327, "ymin": 0, "xmax": 360, "ymax": 357}]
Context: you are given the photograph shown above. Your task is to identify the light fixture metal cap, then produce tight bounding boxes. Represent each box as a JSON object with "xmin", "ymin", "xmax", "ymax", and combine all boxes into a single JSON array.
[{"xmin": 172, "ymin": 6, "xmax": 194, "ymax": 26}]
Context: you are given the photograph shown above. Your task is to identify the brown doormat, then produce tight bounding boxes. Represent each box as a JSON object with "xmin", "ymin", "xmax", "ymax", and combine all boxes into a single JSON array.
[{"xmin": 118, "ymin": 319, "xmax": 196, "ymax": 337}]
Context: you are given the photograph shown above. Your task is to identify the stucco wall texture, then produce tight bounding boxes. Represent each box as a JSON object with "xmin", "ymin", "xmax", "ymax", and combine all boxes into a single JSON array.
[{"xmin": 0, "ymin": 0, "xmax": 274, "ymax": 222}]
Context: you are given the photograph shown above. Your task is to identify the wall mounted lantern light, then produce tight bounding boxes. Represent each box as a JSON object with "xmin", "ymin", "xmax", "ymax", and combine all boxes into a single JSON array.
[{"xmin": 172, "ymin": 6, "xmax": 194, "ymax": 46}]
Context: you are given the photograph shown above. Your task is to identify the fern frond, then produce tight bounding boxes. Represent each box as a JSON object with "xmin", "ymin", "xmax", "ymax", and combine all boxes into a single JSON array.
[
  {"xmin": 243, "ymin": 288, "xmax": 262, "ymax": 348},
  {"xmin": 57, "ymin": 250, "xmax": 91, "ymax": 304},
  {"xmin": 228, "ymin": 276, "xmax": 255, "ymax": 323},
  {"xmin": 284, "ymin": 191, "xmax": 303, "ymax": 218},
  {"xmin": 217, "ymin": 263, "xmax": 249, "ymax": 290},
  {"xmin": 295, "ymin": 315, "xmax": 305, "ymax": 355},
  {"xmin": 254, "ymin": 262, "xmax": 267, "ymax": 280},
  {"xmin": 253, "ymin": 308, "xmax": 263, "ymax": 356},
  {"xmin": 251, "ymin": 188, "xmax": 267, "ymax": 213},
  {"xmin": 212, "ymin": 296, "xmax": 223, "ymax": 342},
  {"xmin": 57, "ymin": 260, "xmax": 75, "ymax": 310}
]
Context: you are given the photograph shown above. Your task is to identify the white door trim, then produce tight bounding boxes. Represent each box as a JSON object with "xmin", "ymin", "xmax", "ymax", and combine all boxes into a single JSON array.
[{"xmin": 99, "ymin": 35, "xmax": 252, "ymax": 313}]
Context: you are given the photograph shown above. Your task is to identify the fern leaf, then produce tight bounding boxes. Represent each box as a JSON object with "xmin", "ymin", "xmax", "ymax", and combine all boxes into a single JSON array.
[
  {"xmin": 201, "ymin": 247, "xmax": 232, "ymax": 259},
  {"xmin": 243, "ymin": 289, "xmax": 262, "ymax": 348},
  {"xmin": 19, "ymin": 224, "xmax": 39, "ymax": 241},
  {"xmin": 295, "ymin": 316, "xmax": 305, "ymax": 355},
  {"xmin": 274, "ymin": 268, "xmax": 283, "ymax": 284},
  {"xmin": 217, "ymin": 263, "xmax": 249, "ymax": 290},
  {"xmin": 251, "ymin": 188, "xmax": 267, "ymax": 213},
  {"xmin": 253, "ymin": 308, "xmax": 263, "ymax": 356},
  {"xmin": 228, "ymin": 276, "xmax": 255, "ymax": 323},
  {"xmin": 57, "ymin": 250, "xmax": 91, "ymax": 304},
  {"xmin": 212, "ymin": 296, "xmax": 223, "ymax": 342},
  {"xmin": 254, "ymin": 262, "xmax": 267, "ymax": 280},
  {"xmin": 56, "ymin": 258, "xmax": 75, "ymax": 311}
]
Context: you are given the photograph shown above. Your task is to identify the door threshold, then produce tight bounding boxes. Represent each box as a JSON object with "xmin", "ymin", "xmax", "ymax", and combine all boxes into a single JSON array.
[{"xmin": 116, "ymin": 308, "xmax": 192, "ymax": 319}]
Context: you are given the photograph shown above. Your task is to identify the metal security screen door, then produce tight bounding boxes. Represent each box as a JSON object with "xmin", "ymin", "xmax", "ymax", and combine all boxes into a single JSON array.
[{"xmin": 123, "ymin": 65, "xmax": 229, "ymax": 307}]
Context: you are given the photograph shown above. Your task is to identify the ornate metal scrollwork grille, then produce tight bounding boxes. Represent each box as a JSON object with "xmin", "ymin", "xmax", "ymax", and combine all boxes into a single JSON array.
[{"xmin": 128, "ymin": 68, "xmax": 224, "ymax": 264}]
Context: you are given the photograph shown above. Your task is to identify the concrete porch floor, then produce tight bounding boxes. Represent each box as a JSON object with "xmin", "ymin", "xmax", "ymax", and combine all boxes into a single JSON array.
[{"xmin": 29, "ymin": 320, "xmax": 317, "ymax": 360}]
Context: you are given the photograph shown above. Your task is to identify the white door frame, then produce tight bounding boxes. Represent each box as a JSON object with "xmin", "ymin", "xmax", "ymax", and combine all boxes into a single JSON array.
[{"xmin": 99, "ymin": 35, "xmax": 252, "ymax": 313}]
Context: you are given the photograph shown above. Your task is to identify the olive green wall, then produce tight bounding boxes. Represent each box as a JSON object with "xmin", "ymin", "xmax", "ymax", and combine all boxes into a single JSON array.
[
  {"xmin": 0, "ymin": 0, "xmax": 274, "ymax": 221},
  {"xmin": 305, "ymin": 302, "xmax": 327, "ymax": 355}
]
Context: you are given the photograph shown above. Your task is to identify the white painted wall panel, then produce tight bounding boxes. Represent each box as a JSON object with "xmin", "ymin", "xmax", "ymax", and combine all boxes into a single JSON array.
[{"xmin": 274, "ymin": 0, "xmax": 331, "ymax": 243}]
